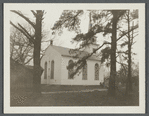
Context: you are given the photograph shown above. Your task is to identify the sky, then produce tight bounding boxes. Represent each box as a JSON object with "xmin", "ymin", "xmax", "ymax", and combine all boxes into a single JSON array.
[{"xmin": 10, "ymin": 9, "xmax": 140, "ymax": 69}]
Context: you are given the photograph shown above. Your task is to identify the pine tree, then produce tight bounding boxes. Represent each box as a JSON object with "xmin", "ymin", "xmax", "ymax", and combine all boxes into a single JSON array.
[{"xmin": 52, "ymin": 10, "xmax": 138, "ymax": 96}]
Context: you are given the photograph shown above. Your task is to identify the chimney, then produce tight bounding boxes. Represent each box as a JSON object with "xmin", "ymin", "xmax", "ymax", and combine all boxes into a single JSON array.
[{"xmin": 50, "ymin": 40, "xmax": 53, "ymax": 45}]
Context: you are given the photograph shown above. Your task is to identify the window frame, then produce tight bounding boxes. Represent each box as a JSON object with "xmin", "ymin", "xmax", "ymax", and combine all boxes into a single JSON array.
[
  {"xmin": 44, "ymin": 61, "xmax": 47, "ymax": 79},
  {"xmin": 82, "ymin": 63, "xmax": 87, "ymax": 80},
  {"xmin": 95, "ymin": 63, "xmax": 99, "ymax": 80},
  {"xmin": 68, "ymin": 60, "xmax": 74, "ymax": 79},
  {"xmin": 51, "ymin": 60, "xmax": 54, "ymax": 79},
  {"xmin": 48, "ymin": 61, "xmax": 50, "ymax": 77}
]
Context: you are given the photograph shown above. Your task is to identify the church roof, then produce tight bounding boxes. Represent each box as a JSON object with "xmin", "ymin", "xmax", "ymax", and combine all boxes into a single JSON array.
[{"xmin": 51, "ymin": 45, "xmax": 100, "ymax": 61}]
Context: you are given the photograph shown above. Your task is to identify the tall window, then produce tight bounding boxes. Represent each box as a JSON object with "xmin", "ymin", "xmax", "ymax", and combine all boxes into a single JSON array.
[
  {"xmin": 95, "ymin": 63, "xmax": 99, "ymax": 80},
  {"xmin": 44, "ymin": 62, "xmax": 47, "ymax": 79},
  {"xmin": 48, "ymin": 61, "xmax": 50, "ymax": 77},
  {"xmin": 82, "ymin": 63, "xmax": 87, "ymax": 80},
  {"xmin": 51, "ymin": 60, "xmax": 54, "ymax": 79},
  {"xmin": 68, "ymin": 60, "xmax": 73, "ymax": 79}
]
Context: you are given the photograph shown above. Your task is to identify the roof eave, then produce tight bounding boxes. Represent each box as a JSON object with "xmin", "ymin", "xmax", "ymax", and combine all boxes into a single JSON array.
[{"xmin": 61, "ymin": 55, "xmax": 101, "ymax": 62}]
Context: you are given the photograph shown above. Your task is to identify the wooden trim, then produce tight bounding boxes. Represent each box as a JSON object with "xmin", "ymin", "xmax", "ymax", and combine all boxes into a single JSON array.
[{"xmin": 61, "ymin": 55, "xmax": 101, "ymax": 62}]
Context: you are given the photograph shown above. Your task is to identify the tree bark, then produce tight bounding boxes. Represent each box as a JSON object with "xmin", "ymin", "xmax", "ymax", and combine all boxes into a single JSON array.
[
  {"xmin": 108, "ymin": 11, "xmax": 118, "ymax": 97},
  {"xmin": 127, "ymin": 10, "xmax": 132, "ymax": 94},
  {"xmin": 33, "ymin": 11, "xmax": 43, "ymax": 93},
  {"xmin": 11, "ymin": 10, "xmax": 44, "ymax": 93}
]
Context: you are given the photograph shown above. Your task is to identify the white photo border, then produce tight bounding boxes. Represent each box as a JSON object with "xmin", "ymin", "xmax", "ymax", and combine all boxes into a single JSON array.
[{"xmin": 4, "ymin": 3, "xmax": 145, "ymax": 114}]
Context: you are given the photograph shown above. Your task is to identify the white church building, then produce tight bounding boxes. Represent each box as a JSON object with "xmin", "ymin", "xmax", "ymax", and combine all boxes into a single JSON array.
[{"xmin": 40, "ymin": 42, "xmax": 104, "ymax": 85}]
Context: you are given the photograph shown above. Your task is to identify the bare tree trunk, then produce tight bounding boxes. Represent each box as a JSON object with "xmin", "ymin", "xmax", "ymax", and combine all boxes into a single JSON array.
[
  {"xmin": 10, "ymin": 10, "xmax": 44, "ymax": 94},
  {"xmin": 108, "ymin": 11, "xmax": 118, "ymax": 97},
  {"xmin": 33, "ymin": 11, "xmax": 43, "ymax": 93},
  {"xmin": 127, "ymin": 10, "xmax": 132, "ymax": 92}
]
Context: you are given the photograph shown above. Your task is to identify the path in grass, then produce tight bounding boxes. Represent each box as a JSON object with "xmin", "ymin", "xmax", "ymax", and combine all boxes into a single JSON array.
[
  {"xmin": 41, "ymin": 85, "xmax": 106, "ymax": 92},
  {"xmin": 34, "ymin": 86, "xmax": 138, "ymax": 106},
  {"xmin": 41, "ymin": 88, "xmax": 107, "ymax": 94}
]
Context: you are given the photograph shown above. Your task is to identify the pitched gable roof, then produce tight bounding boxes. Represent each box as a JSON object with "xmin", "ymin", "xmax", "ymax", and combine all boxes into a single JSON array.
[{"xmin": 51, "ymin": 45, "xmax": 100, "ymax": 61}]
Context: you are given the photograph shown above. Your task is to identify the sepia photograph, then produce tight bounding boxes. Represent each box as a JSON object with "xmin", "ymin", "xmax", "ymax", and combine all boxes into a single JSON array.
[{"xmin": 4, "ymin": 3, "xmax": 145, "ymax": 113}]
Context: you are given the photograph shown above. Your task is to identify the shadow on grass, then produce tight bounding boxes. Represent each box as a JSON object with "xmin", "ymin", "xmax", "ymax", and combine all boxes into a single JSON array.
[{"xmin": 10, "ymin": 85, "xmax": 139, "ymax": 106}]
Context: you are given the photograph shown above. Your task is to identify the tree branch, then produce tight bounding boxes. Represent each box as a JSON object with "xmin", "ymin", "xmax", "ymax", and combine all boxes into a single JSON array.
[
  {"xmin": 11, "ymin": 10, "xmax": 35, "ymax": 29},
  {"xmin": 31, "ymin": 10, "xmax": 37, "ymax": 17},
  {"xmin": 18, "ymin": 23, "xmax": 34, "ymax": 43},
  {"xmin": 116, "ymin": 24, "xmax": 138, "ymax": 42},
  {"xmin": 10, "ymin": 21, "xmax": 34, "ymax": 44},
  {"xmin": 116, "ymin": 60, "xmax": 128, "ymax": 66},
  {"xmin": 68, "ymin": 43, "xmax": 105, "ymax": 78},
  {"xmin": 117, "ymin": 51, "xmax": 128, "ymax": 54},
  {"xmin": 52, "ymin": 10, "xmax": 83, "ymax": 30},
  {"xmin": 24, "ymin": 57, "xmax": 33, "ymax": 65},
  {"xmin": 119, "ymin": 29, "xmax": 128, "ymax": 38}
]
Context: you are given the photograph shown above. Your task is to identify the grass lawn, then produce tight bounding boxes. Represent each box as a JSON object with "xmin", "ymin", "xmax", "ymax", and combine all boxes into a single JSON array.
[
  {"xmin": 10, "ymin": 85, "xmax": 139, "ymax": 106},
  {"xmin": 10, "ymin": 60, "xmax": 139, "ymax": 106}
]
